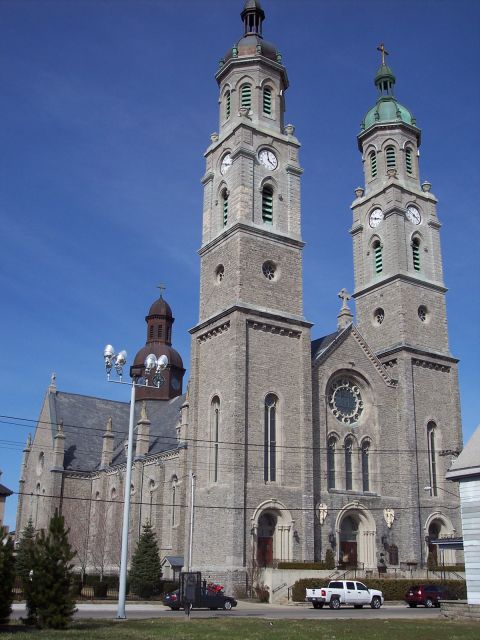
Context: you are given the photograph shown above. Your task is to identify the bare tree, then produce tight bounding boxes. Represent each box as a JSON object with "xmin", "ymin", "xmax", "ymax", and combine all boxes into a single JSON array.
[
  {"xmin": 64, "ymin": 497, "xmax": 91, "ymax": 582},
  {"xmin": 91, "ymin": 500, "xmax": 111, "ymax": 580}
]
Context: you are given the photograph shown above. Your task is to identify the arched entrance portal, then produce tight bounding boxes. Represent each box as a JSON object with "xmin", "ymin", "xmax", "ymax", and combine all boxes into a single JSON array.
[
  {"xmin": 424, "ymin": 513, "xmax": 457, "ymax": 566},
  {"xmin": 252, "ymin": 500, "xmax": 294, "ymax": 567},
  {"xmin": 257, "ymin": 513, "xmax": 276, "ymax": 567},
  {"xmin": 339, "ymin": 515, "xmax": 358, "ymax": 567},
  {"xmin": 336, "ymin": 503, "xmax": 376, "ymax": 569}
]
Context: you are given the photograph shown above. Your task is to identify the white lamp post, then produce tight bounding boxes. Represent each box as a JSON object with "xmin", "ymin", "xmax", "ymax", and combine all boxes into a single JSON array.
[{"xmin": 103, "ymin": 345, "xmax": 168, "ymax": 619}]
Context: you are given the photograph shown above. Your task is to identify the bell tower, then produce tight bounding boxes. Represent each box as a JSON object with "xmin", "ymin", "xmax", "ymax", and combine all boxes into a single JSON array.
[
  {"xmin": 186, "ymin": 0, "xmax": 314, "ymax": 586},
  {"xmin": 352, "ymin": 47, "xmax": 449, "ymax": 357}
]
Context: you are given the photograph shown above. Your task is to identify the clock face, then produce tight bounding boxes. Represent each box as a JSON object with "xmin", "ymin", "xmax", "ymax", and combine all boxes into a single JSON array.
[
  {"xmin": 369, "ymin": 208, "xmax": 384, "ymax": 228},
  {"xmin": 406, "ymin": 205, "xmax": 421, "ymax": 225},
  {"xmin": 220, "ymin": 153, "xmax": 232, "ymax": 175},
  {"xmin": 258, "ymin": 149, "xmax": 278, "ymax": 170}
]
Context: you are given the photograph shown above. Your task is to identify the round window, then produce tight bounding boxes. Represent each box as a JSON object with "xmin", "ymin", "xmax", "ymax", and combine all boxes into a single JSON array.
[
  {"xmin": 418, "ymin": 305, "xmax": 428, "ymax": 322},
  {"xmin": 374, "ymin": 308, "xmax": 385, "ymax": 325},
  {"xmin": 262, "ymin": 260, "xmax": 277, "ymax": 281},
  {"xmin": 328, "ymin": 378, "xmax": 363, "ymax": 425},
  {"xmin": 215, "ymin": 264, "xmax": 224, "ymax": 283}
]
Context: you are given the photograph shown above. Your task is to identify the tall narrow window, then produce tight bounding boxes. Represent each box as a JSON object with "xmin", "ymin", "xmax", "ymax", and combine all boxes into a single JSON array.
[
  {"xmin": 240, "ymin": 83, "xmax": 252, "ymax": 110},
  {"xmin": 264, "ymin": 394, "xmax": 277, "ymax": 482},
  {"xmin": 149, "ymin": 325, "xmax": 154, "ymax": 340},
  {"xmin": 263, "ymin": 86, "xmax": 272, "ymax": 115},
  {"xmin": 405, "ymin": 147, "xmax": 413, "ymax": 175},
  {"xmin": 172, "ymin": 477, "xmax": 178, "ymax": 526},
  {"xmin": 412, "ymin": 237, "xmax": 421, "ymax": 271},
  {"xmin": 211, "ymin": 397, "xmax": 220, "ymax": 483},
  {"xmin": 157, "ymin": 324, "xmax": 163, "ymax": 339},
  {"xmin": 345, "ymin": 438, "xmax": 353, "ymax": 490},
  {"xmin": 427, "ymin": 422, "xmax": 438, "ymax": 497},
  {"xmin": 373, "ymin": 240, "xmax": 383, "ymax": 274},
  {"xmin": 385, "ymin": 145, "xmax": 396, "ymax": 169},
  {"xmin": 222, "ymin": 189, "xmax": 229, "ymax": 227},
  {"xmin": 361, "ymin": 441, "xmax": 370, "ymax": 492},
  {"xmin": 262, "ymin": 185, "xmax": 273, "ymax": 224},
  {"xmin": 327, "ymin": 436, "xmax": 336, "ymax": 490},
  {"xmin": 369, "ymin": 151, "xmax": 377, "ymax": 178},
  {"xmin": 225, "ymin": 90, "xmax": 231, "ymax": 119}
]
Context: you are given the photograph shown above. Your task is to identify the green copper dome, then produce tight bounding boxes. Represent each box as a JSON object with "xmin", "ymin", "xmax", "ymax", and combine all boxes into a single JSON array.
[{"xmin": 361, "ymin": 61, "xmax": 418, "ymax": 133}]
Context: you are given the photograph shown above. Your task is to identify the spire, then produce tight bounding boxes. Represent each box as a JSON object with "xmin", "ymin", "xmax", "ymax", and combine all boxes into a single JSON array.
[
  {"xmin": 241, "ymin": 0, "xmax": 265, "ymax": 37},
  {"xmin": 375, "ymin": 43, "xmax": 395, "ymax": 97},
  {"xmin": 337, "ymin": 288, "xmax": 353, "ymax": 330}
]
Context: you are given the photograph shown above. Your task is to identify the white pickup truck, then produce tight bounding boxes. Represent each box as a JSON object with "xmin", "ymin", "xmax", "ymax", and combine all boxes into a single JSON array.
[{"xmin": 306, "ymin": 580, "xmax": 384, "ymax": 609}]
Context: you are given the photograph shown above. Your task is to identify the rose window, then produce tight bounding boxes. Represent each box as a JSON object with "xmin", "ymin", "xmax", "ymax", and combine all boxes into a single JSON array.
[
  {"xmin": 262, "ymin": 260, "xmax": 276, "ymax": 280},
  {"xmin": 328, "ymin": 378, "xmax": 364, "ymax": 425}
]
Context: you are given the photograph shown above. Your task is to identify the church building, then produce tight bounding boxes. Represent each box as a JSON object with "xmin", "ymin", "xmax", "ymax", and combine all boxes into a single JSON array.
[{"xmin": 16, "ymin": 1, "xmax": 463, "ymax": 591}]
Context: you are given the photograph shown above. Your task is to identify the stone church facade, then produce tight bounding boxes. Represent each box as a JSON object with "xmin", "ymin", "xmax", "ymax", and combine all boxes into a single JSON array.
[{"xmin": 16, "ymin": 1, "xmax": 463, "ymax": 589}]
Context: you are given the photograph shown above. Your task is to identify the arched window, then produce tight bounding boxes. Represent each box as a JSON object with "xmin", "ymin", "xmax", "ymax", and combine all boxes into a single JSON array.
[
  {"xmin": 412, "ymin": 237, "xmax": 421, "ymax": 271},
  {"xmin": 369, "ymin": 150, "xmax": 377, "ymax": 178},
  {"xmin": 157, "ymin": 324, "xmax": 163, "ymax": 339},
  {"xmin": 327, "ymin": 436, "xmax": 336, "ymax": 490},
  {"xmin": 373, "ymin": 239, "xmax": 383, "ymax": 274},
  {"xmin": 385, "ymin": 145, "xmax": 396, "ymax": 169},
  {"xmin": 263, "ymin": 86, "xmax": 272, "ymax": 115},
  {"xmin": 264, "ymin": 394, "xmax": 277, "ymax": 482},
  {"xmin": 240, "ymin": 83, "xmax": 252, "ymax": 110},
  {"xmin": 345, "ymin": 438, "xmax": 353, "ymax": 490},
  {"xmin": 262, "ymin": 185, "xmax": 273, "ymax": 224},
  {"xmin": 211, "ymin": 397, "xmax": 220, "ymax": 483},
  {"xmin": 405, "ymin": 147, "xmax": 413, "ymax": 175},
  {"xmin": 361, "ymin": 441, "xmax": 370, "ymax": 492},
  {"xmin": 225, "ymin": 90, "xmax": 231, "ymax": 120},
  {"xmin": 172, "ymin": 476, "xmax": 178, "ymax": 526},
  {"xmin": 427, "ymin": 422, "xmax": 438, "ymax": 497},
  {"xmin": 221, "ymin": 188, "xmax": 229, "ymax": 227}
]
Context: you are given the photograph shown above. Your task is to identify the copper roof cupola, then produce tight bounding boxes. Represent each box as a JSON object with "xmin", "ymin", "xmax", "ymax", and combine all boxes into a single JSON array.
[{"xmin": 130, "ymin": 286, "xmax": 185, "ymax": 401}]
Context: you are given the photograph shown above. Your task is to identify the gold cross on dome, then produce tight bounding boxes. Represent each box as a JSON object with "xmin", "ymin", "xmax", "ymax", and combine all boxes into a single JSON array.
[
  {"xmin": 377, "ymin": 43, "xmax": 389, "ymax": 65},
  {"xmin": 157, "ymin": 283, "xmax": 166, "ymax": 298}
]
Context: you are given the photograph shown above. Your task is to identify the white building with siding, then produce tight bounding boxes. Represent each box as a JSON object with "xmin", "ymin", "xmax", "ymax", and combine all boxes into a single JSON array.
[{"xmin": 447, "ymin": 426, "xmax": 480, "ymax": 605}]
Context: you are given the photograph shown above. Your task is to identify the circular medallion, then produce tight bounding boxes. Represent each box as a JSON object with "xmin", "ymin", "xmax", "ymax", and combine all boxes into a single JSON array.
[{"xmin": 328, "ymin": 378, "xmax": 363, "ymax": 425}]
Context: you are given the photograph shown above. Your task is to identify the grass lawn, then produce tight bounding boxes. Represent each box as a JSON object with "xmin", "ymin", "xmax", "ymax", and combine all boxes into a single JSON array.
[{"xmin": 1, "ymin": 618, "xmax": 479, "ymax": 640}]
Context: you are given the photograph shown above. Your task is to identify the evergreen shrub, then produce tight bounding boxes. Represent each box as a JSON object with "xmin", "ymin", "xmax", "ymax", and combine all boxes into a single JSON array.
[
  {"xmin": 129, "ymin": 523, "xmax": 162, "ymax": 599},
  {"xmin": 0, "ymin": 527, "xmax": 15, "ymax": 623}
]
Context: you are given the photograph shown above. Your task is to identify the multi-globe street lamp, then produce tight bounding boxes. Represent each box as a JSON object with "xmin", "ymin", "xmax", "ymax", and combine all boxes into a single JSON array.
[{"xmin": 103, "ymin": 345, "xmax": 168, "ymax": 619}]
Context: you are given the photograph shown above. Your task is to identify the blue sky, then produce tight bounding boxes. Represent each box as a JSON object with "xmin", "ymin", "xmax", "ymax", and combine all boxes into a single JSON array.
[{"xmin": 1, "ymin": 0, "xmax": 478, "ymax": 531}]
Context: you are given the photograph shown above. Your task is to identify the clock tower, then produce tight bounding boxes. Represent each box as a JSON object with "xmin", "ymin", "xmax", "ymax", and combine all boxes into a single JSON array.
[{"xmin": 185, "ymin": 0, "xmax": 314, "ymax": 584}]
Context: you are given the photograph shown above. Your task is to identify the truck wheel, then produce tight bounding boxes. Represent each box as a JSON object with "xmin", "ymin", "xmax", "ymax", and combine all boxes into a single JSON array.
[
  {"xmin": 425, "ymin": 598, "xmax": 434, "ymax": 608},
  {"xmin": 370, "ymin": 596, "xmax": 381, "ymax": 609},
  {"xmin": 329, "ymin": 597, "xmax": 341, "ymax": 610},
  {"xmin": 223, "ymin": 600, "xmax": 232, "ymax": 610},
  {"xmin": 313, "ymin": 602, "xmax": 324, "ymax": 609}
]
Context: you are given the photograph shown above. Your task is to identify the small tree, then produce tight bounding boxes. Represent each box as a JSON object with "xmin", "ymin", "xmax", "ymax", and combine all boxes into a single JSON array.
[
  {"xmin": 24, "ymin": 511, "xmax": 76, "ymax": 629},
  {"xmin": 16, "ymin": 518, "xmax": 36, "ymax": 587},
  {"xmin": 129, "ymin": 522, "xmax": 162, "ymax": 599},
  {"xmin": 324, "ymin": 548, "xmax": 335, "ymax": 570},
  {"xmin": 427, "ymin": 551, "xmax": 438, "ymax": 571},
  {"xmin": 0, "ymin": 527, "xmax": 15, "ymax": 623}
]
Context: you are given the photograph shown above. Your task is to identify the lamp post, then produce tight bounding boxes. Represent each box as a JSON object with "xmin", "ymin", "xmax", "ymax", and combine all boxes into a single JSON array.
[{"xmin": 103, "ymin": 345, "xmax": 168, "ymax": 619}]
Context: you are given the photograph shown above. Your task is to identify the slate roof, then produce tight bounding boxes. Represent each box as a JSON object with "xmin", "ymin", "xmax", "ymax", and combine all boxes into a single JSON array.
[
  {"xmin": 311, "ymin": 330, "xmax": 341, "ymax": 360},
  {"xmin": 50, "ymin": 391, "xmax": 185, "ymax": 472},
  {"xmin": 446, "ymin": 424, "xmax": 480, "ymax": 481},
  {"xmin": 162, "ymin": 555, "xmax": 184, "ymax": 568},
  {"xmin": 0, "ymin": 483, "xmax": 13, "ymax": 497}
]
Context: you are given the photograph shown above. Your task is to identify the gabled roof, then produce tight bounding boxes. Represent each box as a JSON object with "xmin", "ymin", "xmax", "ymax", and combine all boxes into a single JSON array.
[
  {"xmin": 446, "ymin": 424, "xmax": 480, "ymax": 481},
  {"xmin": 311, "ymin": 324, "xmax": 396, "ymax": 388},
  {"xmin": 162, "ymin": 555, "xmax": 184, "ymax": 568},
  {"xmin": 46, "ymin": 391, "xmax": 185, "ymax": 472}
]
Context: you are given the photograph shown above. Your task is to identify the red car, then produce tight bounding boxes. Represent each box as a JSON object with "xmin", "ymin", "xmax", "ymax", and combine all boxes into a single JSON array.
[{"xmin": 405, "ymin": 584, "xmax": 458, "ymax": 608}]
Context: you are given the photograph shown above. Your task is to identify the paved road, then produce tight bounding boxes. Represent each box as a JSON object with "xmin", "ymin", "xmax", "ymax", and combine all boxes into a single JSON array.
[{"xmin": 12, "ymin": 602, "xmax": 443, "ymax": 621}]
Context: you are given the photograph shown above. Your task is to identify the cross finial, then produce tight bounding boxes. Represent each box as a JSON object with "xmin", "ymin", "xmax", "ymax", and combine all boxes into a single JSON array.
[
  {"xmin": 157, "ymin": 283, "xmax": 166, "ymax": 298},
  {"xmin": 377, "ymin": 43, "xmax": 389, "ymax": 65},
  {"xmin": 338, "ymin": 288, "xmax": 351, "ymax": 310}
]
